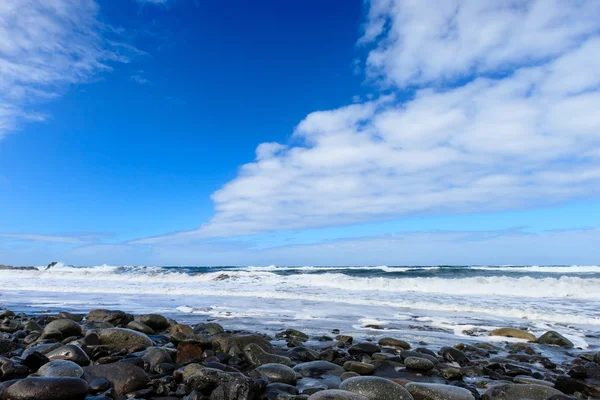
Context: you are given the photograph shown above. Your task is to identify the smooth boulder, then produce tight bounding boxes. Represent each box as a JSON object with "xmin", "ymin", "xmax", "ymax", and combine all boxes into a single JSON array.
[
  {"xmin": 3, "ymin": 377, "xmax": 89, "ymax": 400},
  {"xmin": 482, "ymin": 383, "xmax": 562, "ymax": 400},
  {"xmin": 46, "ymin": 344, "xmax": 90, "ymax": 366},
  {"xmin": 253, "ymin": 363, "xmax": 297, "ymax": 385},
  {"xmin": 97, "ymin": 328, "xmax": 153, "ymax": 352},
  {"xmin": 339, "ymin": 376, "xmax": 413, "ymax": 400},
  {"xmin": 82, "ymin": 361, "xmax": 149, "ymax": 394},
  {"xmin": 406, "ymin": 382, "xmax": 475, "ymax": 400},
  {"xmin": 490, "ymin": 328, "xmax": 536, "ymax": 342},
  {"xmin": 86, "ymin": 309, "xmax": 133, "ymax": 326},
  {"xmin": 37, "ymin": 360, "xmax": 84, "ymax": 378},
  {"xmin": 537, "ymin": 331, "xmax": 574, "ymax": 348}
]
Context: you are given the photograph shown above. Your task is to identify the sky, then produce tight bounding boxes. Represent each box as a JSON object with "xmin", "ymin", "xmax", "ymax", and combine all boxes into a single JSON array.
[{"xmin": 1, "ymin": 0, "xmax": 599, "ymax": 266}]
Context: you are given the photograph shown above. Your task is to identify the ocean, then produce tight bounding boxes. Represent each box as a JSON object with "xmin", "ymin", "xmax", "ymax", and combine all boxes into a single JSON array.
[{"xmin": 1, "ymin": 263, "xmax": 598, "ymax": 353}]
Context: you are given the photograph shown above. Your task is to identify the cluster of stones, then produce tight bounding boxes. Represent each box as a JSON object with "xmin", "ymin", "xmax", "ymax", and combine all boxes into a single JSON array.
[{"xmin": 0, "ymin": 308, "xmax": 599, "ymax": 400}]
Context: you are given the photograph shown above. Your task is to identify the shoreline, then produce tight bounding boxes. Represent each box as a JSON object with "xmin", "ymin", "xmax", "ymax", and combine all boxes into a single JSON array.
[{"xmin": 0, "ymin": 307, "xmax": 599, "ymax": 399}]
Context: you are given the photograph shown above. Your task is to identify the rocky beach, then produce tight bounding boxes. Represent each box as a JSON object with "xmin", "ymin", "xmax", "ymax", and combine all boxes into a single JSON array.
[{"xmin": 0, "ymin": 307, "xmax": 599, "ymax": 400}]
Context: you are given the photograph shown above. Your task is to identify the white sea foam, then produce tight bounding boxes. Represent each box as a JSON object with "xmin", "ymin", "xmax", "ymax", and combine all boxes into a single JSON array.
[
  {"xmin": 472, "ymin": 265, "xmax": 600, "ymax": 273},
  {"xmin": 2, "ymin": 264, "xmax": 600, "ymax": 329}
]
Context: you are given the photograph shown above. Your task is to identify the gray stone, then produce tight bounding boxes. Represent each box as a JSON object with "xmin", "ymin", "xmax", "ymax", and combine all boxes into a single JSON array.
[
  {"xmin": 135, "ymin": 314, "xmax": 170, "ymax": 331},
  {"xmin": 83, "ymin": 361, "xmax": 149, "ymax": 394},
  {"xmin": 406, "ymin": 382, "xmax": 474, "ymax": 399},
  {"xmin": 46, "ymin": 344, "xmax": 90, "ymax": 366},
  {"xmin": 58, "ymin": 312, "xmax": 83, "ymax": 322},
  {"xmin": 244, "ymin": 343, "xmax": 292, "ymax": 367},
  {"xmin": 513, "ymin": 375, "xmax": 555, "ymax": 387},
  {"xmin": 193, "ymin": 322, "xmax": 225, "ymax": 335},
  {"xmin": 482, "ymin": 383, "xmax": 562, "ymax": 400},
  {"xmin": 348, "ymin": 343, "xmax": 381, "ymax": 356},
  {"xmin": 308, "ymin": 389, "xmax": 369, "ymax": 400},
  {"xmin": 378, "ymin": 337, "xmax": 410, "ymax": 349},
  {"xmin": 294, "ymin": 361, "xmax": 345, "ymax": 377},
  {"xmin": 537, "ymin": 331, "xmax": 574, "ymax": 348},
  {"xmin": 212, "ymin": 334, "xmax": 272, "ymax": 353},
  {"xmin": 254, "ymin": 363, "xmax": 297, "ymax": 385},
  {"xmin": 21, "ymin": 343, "xmax": 62, "ymax": 359},
  {"xmin": 37, "ymin": 360, "xmax": 84, "ymax": 378},
  {"xmin": 3, "ymin": 377, "xmax": 89, "ymax": 400},
  {"xmin": 86, "ymin": 309, "xmax": 133, "ymax": 326},
  {"xmin": 404, "ymin": 357, "xmax": 435, "ymax": 372},
  {"xmin": 343, "ymin": 361, "xmax": 375, "ymax": 375},
  {"xmin": 97, "ymin": 327, "xmax": 153, "ymax": 352},
  {"xmin": 439, "ymin": 347, "xmax": 469, "ymax": 365},
  {"xmin": 42, "ymin": 319, "xmax": 82, "ymax": 339},
  {"xmin": 339, "ymin": 376, "xmax": 413, "ymax": 400},
  {"xmin": 143, "ymin": 346, "xmax": 173, "ymax": 369},
  {"xmin": 127, "ymin": 320, "xmax": 155, "ymax": 335}
]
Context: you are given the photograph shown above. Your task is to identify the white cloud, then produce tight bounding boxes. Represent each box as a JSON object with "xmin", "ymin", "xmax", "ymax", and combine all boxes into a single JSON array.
[
  {"xmin": 0, "ymin": 233, "xmax": 88, "ymax": 244},
  {"xmin": 140, "ymin": 0, "xmax": 600, "ymax": 244},
  {"xmin": 0, "ymin": 0, "xmax": 137, "ymax": 140},
  {"xmin": 362, "ymin": 0, "xmax": 600, "ymax": 87}
]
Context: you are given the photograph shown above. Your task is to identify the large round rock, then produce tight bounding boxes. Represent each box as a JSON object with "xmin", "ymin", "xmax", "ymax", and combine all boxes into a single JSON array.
[
  {"xmin": 254, "ymin": 363, "xmax": 297, "ymax": 385},
  {"xmin": 46, "ymin": 344, "xmax": 90, "ymax": 366},
  {"xmin": 97, "ymin": 328, "xmax": 153, "ymax": 352},
  {"xmin": 135, "ymin": 314, "xmax": 170, "ymax": 331},
  {"xmin": 308, "ymin": 389, "xmax": 369, "ymax": 400},
  {"xmin": 82, "ymin": 362, "xmax": 149, "ymax": 394},
  {"xmin": 86, "ymin": 309, "xmax": 133, "ymax": 326},
  {"xmin": 482, "ymin": 383, "xmax": 562, "ymax": 400},
  {"xmin": 37, "ymin": 360, "xmax": 84, "ymax": 378},
  {"xmin": 42, "ymin": 319, "xmax": 82, "ymax": 338},
  {"xmin": 3, "ymin": 377, "xmax": 89, "ymax": 400},
  {"xmin": 339, "ymin": 376, "xmax": 413, "ymax": 400},
  {"xmin": 406, "ymin": 382, "xmax": 475, "ymax": 400}
]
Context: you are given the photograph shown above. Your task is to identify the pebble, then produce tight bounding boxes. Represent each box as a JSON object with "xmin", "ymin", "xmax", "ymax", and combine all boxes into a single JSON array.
[{"xmin": 404, "ymin": 356, "xmax": 435, "ymax": 371}]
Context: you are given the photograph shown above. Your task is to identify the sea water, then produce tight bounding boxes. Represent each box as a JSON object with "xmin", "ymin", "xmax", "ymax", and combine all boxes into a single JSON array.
[{"xmin": 1, "ymin": 263, "xmax": 598, "ymax": 351}]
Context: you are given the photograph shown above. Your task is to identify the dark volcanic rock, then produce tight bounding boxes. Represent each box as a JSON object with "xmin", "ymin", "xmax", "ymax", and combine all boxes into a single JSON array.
[
  {"xmin": 86, "ymin": 309, "xmax": 133, "ymax": 326},
  {"xmin": 348, "ymin": 343, "xmax": 381, "ymax": 356},
  {"xmin": 135, "ymin": 314, "xmax": 170, "ymax": 331},
  {"xmin": 3, "ymin": 377, "xmax": 89, "ymax": 400},
  {"xmin": 440, "ymin": 347, "xmax": 470, "ymax": 365},
  {"xmin": 37, "ymin": 360, "xmax": 84, "ymax": 378},
  {"xmin": 46, "ymin": 344, "xmax": 90, "ymax": 366},
  {"xmin": 83, "ymin": 361, "xmax": 149, "ymax": 394}
]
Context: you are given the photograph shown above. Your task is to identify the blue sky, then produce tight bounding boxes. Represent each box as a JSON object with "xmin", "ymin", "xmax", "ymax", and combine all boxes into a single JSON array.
[{"xmin": 1, "ymin": 0, "xmax": 599, "ymax": 266}]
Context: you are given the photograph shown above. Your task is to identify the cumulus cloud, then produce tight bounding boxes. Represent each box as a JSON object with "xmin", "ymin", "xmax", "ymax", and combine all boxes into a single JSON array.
[
  {"xmin": 138, "ymin": 0, "xmax": 600, "ymax": 243},
  {"xmin": 0, "ymin": 0, "xmax": 138, "ymax": 140}
]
